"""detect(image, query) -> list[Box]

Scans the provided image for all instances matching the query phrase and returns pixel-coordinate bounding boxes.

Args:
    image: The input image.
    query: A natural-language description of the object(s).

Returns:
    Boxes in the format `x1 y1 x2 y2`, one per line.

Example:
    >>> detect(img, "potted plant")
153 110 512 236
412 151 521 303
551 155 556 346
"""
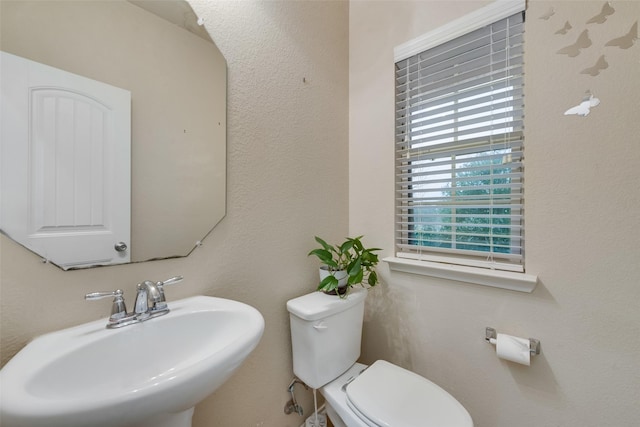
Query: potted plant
308 235 381 297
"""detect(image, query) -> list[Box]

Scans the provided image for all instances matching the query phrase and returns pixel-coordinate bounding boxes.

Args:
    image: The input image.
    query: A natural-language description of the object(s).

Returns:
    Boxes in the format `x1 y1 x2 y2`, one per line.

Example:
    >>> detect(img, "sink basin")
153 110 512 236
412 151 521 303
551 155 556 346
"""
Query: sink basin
0 296 264 427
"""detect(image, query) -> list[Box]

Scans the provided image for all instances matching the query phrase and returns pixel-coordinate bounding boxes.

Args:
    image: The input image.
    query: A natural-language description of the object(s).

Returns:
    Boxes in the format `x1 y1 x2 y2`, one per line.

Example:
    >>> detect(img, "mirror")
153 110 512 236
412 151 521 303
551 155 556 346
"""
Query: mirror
0 0 226 269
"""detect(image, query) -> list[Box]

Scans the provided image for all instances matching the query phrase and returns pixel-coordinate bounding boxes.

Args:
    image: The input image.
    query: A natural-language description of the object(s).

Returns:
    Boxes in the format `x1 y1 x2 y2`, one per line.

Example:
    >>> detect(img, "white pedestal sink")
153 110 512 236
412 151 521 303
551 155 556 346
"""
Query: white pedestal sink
0 296 264 427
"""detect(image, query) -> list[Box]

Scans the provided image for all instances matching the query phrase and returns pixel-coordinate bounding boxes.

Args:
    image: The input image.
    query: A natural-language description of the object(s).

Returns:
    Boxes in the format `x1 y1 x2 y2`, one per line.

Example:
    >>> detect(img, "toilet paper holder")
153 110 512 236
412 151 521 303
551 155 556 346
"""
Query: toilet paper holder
485 327 540 356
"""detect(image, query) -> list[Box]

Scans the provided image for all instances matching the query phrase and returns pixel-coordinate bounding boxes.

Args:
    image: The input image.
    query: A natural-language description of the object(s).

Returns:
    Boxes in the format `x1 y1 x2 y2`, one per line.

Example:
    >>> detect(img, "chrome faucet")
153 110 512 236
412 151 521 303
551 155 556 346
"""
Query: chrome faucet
135 280 167 319
85 276 183 328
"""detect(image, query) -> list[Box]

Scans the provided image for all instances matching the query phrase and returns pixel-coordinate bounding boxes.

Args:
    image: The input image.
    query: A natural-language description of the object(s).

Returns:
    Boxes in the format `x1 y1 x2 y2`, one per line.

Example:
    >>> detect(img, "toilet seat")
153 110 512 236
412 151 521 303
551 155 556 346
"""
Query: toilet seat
344 360 473 427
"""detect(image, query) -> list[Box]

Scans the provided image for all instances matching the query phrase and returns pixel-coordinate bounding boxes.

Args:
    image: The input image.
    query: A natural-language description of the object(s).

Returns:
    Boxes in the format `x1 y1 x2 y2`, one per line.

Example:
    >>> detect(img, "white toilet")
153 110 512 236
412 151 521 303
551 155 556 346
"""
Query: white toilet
287 288 473 427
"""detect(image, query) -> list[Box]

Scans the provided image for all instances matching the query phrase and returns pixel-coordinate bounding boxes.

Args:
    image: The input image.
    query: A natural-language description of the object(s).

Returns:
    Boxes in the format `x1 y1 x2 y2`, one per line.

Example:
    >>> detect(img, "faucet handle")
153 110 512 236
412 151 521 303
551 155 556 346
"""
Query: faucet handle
85 289 130 325
85 289 124 301
156 276 183 299
159 276 183 287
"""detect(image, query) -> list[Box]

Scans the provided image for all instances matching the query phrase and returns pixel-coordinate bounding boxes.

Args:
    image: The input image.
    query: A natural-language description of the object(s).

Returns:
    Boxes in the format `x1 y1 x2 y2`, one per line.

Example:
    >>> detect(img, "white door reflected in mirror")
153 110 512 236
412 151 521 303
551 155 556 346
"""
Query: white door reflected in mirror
1 51 131 269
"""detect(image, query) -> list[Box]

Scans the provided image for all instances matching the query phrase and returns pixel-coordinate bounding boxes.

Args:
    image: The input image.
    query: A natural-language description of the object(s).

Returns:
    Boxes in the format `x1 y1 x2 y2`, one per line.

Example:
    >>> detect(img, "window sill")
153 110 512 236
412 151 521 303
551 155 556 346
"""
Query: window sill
383 257 538 293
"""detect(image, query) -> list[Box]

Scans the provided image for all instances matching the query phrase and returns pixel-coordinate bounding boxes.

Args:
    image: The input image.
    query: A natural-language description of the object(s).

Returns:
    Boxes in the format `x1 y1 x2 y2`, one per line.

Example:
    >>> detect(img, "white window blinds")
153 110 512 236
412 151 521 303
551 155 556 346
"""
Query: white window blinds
394 11 525 272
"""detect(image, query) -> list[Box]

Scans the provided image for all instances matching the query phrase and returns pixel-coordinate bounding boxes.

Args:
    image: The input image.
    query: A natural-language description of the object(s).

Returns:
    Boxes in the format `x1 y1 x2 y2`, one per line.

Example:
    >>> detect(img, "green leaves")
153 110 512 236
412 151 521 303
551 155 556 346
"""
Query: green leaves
308 235 381 292
307 248 338 268
314 236 333 252
368 270 378 286
317 274 339 292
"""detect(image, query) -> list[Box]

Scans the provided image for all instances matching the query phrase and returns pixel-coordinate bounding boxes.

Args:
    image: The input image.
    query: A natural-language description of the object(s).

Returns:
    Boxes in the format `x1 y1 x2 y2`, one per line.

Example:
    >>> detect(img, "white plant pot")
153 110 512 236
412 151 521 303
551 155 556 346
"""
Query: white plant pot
319 266 348 287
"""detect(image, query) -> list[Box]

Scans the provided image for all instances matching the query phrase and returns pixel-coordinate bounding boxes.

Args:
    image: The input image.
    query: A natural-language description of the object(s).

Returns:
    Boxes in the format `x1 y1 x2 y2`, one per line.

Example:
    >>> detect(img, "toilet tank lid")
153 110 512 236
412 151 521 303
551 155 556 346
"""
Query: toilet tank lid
346 360 473 427
286 288 367 321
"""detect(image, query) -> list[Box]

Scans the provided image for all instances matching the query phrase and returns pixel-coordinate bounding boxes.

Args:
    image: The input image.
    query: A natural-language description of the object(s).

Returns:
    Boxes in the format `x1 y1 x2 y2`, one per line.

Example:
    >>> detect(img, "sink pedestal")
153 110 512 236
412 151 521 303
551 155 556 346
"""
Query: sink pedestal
130 407 195 427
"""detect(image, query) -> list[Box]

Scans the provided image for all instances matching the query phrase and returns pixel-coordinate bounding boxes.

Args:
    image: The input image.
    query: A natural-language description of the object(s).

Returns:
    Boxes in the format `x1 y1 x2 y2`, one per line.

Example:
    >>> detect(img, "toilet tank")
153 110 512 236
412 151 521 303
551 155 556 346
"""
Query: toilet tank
287 288 367 389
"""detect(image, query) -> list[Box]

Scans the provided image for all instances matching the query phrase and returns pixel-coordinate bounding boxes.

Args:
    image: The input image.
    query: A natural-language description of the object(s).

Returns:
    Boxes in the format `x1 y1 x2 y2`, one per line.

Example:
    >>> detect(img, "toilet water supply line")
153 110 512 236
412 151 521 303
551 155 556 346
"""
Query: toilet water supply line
312 388 319 427
285 378 323 426
285 378 307 416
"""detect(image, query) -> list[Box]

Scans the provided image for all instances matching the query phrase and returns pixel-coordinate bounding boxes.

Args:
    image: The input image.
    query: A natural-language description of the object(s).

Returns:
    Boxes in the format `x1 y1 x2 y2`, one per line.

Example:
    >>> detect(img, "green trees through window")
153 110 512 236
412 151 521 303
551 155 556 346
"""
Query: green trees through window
408 150 517 254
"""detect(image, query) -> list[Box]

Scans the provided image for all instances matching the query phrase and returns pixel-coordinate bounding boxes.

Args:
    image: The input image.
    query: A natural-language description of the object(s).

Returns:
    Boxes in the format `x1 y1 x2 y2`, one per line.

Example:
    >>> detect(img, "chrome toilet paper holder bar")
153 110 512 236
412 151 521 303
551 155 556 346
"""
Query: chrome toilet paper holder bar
485 327 540 356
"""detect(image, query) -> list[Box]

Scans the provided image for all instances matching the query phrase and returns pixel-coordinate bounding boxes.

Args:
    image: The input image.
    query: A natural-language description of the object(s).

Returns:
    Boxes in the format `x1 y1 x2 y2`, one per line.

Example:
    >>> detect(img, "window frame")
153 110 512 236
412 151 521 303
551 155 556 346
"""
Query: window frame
385 0 537 292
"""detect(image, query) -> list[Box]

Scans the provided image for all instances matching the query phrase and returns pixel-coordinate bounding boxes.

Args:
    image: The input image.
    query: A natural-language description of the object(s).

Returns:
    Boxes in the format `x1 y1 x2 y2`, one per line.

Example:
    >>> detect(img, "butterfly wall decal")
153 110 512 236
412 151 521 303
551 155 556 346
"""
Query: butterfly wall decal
580 55 608 76
557 30 592 57
564 92 601 117
606 21 638 49
587 2 615 25
539 7 555 20
555 21 572 35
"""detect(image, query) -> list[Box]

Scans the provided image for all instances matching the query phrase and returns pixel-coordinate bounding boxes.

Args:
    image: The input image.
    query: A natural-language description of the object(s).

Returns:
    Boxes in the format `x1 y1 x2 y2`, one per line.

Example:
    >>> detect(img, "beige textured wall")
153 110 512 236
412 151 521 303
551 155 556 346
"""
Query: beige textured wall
0 1 348 426
350 1 640 426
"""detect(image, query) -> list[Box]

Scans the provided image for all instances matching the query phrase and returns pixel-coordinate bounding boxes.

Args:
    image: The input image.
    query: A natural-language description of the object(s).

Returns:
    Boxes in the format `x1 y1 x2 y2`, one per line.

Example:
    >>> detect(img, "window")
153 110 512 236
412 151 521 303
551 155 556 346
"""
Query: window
394 4 526 274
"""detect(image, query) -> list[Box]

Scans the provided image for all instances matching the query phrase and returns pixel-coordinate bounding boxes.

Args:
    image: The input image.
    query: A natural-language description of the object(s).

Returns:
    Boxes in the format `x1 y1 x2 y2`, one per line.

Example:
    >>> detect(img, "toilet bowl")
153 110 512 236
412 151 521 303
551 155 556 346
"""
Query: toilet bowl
321 361 472 427
287 288 473 427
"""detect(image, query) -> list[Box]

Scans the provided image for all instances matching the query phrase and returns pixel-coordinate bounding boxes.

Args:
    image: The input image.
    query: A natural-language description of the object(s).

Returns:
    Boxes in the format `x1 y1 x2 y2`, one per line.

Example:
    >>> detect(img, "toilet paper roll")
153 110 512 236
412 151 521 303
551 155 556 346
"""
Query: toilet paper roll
492 333 531 366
